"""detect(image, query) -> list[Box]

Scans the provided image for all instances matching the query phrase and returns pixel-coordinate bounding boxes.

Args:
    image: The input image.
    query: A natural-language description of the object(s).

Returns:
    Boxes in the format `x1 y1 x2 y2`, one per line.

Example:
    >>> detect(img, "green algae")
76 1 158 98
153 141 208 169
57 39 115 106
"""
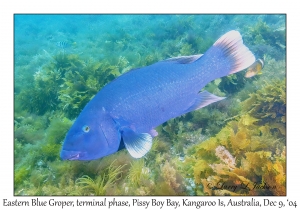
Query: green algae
75 161 125 195
127 159 147 187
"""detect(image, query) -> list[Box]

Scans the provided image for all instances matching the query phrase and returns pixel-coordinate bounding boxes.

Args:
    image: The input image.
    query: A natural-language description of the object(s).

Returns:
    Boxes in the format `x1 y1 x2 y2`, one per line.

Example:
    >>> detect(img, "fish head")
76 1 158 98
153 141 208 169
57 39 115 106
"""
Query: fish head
60 108 120 161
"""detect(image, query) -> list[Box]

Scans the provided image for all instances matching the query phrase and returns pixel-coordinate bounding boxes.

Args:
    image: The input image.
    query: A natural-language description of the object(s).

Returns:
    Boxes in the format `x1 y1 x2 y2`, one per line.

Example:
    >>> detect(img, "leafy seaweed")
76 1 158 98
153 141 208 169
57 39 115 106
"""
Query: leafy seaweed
183 78 286 195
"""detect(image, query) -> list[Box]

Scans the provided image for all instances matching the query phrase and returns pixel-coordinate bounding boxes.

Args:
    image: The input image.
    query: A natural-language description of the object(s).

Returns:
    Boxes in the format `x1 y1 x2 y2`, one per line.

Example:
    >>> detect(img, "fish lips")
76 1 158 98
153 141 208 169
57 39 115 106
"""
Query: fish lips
60 149 86 160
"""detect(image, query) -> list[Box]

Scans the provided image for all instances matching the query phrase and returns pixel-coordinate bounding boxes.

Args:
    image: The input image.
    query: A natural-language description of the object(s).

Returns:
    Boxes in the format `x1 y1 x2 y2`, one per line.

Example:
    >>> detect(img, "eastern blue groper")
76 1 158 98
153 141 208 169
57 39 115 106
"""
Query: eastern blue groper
60 30 255 161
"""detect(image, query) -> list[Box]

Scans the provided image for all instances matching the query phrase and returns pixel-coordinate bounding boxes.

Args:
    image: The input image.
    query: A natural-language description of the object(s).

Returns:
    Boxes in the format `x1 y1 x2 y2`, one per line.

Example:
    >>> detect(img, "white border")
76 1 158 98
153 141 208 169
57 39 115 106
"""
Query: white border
1 1 299 209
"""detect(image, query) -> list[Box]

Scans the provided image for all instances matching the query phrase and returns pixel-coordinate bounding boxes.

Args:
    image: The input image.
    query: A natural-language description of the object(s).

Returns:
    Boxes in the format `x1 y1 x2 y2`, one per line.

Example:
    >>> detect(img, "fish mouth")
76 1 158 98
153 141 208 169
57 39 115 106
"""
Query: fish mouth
60 150 86 160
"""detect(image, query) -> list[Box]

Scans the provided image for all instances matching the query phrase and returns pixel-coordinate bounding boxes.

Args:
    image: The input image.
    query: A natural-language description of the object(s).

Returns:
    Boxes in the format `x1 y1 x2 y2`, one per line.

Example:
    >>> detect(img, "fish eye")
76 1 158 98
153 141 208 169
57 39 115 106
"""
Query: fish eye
82 125 90 133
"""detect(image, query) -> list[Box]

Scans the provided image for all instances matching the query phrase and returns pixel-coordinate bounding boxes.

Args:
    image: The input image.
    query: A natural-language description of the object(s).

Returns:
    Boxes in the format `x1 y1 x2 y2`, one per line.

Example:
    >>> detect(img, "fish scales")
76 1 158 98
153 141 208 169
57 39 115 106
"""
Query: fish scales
107 62 204 132
103 51 229 133
60 30 255 160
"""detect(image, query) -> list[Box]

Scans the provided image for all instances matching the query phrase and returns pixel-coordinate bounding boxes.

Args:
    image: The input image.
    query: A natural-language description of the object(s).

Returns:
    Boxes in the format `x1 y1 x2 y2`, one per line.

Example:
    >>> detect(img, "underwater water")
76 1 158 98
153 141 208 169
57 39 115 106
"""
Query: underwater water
14 14 286 196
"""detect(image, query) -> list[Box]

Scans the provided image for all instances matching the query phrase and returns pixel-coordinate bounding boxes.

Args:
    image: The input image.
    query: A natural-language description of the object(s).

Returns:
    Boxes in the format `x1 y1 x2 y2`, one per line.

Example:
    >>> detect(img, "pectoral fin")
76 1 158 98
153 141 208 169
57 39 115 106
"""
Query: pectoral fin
184 91 225 114
122 128 152 158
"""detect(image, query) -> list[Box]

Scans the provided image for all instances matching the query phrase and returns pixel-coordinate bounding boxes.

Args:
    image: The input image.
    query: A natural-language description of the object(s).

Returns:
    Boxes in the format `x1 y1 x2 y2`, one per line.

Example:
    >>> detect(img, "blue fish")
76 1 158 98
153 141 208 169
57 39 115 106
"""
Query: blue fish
60 30 255 161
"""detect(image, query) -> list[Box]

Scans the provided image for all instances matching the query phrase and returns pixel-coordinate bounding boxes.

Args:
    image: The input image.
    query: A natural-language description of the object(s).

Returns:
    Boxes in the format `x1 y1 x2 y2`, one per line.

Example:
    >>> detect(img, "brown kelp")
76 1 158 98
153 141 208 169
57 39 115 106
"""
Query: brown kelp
183 78 286 195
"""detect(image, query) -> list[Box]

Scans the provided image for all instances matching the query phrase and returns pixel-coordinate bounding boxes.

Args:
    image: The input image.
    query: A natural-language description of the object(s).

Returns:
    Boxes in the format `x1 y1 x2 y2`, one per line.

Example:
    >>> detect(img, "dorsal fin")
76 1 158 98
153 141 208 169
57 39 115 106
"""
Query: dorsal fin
163 54 203 64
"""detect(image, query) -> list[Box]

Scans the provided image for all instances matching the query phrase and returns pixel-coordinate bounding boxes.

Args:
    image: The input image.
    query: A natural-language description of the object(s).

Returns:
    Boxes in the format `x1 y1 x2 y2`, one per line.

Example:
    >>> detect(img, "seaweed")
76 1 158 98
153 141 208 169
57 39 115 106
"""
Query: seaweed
184 115 285 195
58 59 119 118
46 118 72 143
75 161 125 195
218 72 247 95
39 117 73 161
146 159 186 196
243 79 286 125
243 19 286 60
161 117 200 154
16 50 125 118
180 43 195 56
183 77 286 195
123 159 156 195
160 161 183 193
14 166 30 189
127 159 147 187
16 53 83 115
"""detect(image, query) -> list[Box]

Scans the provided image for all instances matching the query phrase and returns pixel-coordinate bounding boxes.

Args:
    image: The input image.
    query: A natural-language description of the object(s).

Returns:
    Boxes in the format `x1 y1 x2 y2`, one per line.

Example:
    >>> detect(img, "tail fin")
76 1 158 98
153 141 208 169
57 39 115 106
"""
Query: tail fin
203 30 255 77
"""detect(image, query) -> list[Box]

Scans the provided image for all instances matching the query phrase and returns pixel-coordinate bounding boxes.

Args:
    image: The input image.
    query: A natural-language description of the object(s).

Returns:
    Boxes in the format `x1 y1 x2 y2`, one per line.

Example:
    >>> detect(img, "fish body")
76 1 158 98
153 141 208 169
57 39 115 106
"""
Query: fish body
245 59 264 78
56 41 70 49
60 30 255 161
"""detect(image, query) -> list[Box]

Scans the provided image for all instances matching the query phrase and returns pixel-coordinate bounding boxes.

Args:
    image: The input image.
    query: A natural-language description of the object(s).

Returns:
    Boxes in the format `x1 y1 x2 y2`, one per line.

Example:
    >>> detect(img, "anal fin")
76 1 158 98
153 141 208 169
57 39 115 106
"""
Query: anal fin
184 91 225 114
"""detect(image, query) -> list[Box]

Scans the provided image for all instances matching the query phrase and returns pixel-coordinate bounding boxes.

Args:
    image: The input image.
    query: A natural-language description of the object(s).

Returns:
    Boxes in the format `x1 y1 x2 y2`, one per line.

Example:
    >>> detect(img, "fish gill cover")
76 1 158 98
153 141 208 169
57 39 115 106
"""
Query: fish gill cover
14 14 286 196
